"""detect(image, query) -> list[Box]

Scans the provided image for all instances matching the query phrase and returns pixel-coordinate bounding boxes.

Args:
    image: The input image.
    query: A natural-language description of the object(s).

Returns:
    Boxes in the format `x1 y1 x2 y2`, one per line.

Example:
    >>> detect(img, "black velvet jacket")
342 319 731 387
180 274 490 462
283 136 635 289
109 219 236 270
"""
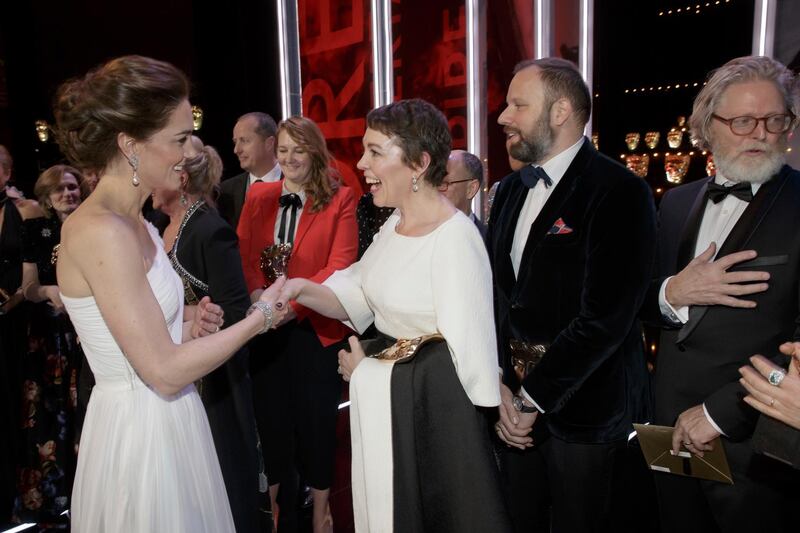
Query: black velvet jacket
488 139 657 443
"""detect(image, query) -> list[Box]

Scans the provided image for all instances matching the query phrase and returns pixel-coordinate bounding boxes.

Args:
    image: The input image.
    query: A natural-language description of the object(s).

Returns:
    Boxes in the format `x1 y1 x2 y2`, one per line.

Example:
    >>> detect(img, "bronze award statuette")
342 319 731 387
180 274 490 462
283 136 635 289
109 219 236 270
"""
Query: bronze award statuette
625 154 651 178
644 131 660 149
625 132 641 151
260 243 292 288
667 127 684 149
664 153 690 184
509 339 549 383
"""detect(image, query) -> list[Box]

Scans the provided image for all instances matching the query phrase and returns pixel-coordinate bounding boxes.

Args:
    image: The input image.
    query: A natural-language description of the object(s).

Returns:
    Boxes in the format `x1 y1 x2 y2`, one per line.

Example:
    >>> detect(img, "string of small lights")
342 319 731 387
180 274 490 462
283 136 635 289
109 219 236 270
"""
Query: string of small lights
658 0 732 17
624 81 705 94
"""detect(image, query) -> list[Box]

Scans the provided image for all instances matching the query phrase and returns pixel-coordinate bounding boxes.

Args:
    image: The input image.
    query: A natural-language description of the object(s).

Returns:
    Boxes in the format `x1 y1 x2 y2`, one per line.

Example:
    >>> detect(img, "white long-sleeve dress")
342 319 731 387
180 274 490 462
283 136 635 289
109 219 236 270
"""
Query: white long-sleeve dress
324 210 501 532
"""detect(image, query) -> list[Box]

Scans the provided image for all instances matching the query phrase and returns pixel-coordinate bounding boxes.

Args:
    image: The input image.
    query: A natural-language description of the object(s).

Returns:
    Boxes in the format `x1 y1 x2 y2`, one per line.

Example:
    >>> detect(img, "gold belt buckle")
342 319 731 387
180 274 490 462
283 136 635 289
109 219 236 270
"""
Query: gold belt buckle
509 339 548 382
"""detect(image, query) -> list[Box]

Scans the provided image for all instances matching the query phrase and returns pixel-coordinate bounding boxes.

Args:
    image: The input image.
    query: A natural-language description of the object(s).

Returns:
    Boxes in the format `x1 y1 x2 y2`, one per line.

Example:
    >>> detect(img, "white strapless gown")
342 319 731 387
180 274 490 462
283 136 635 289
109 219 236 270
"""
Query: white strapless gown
61 224 235 532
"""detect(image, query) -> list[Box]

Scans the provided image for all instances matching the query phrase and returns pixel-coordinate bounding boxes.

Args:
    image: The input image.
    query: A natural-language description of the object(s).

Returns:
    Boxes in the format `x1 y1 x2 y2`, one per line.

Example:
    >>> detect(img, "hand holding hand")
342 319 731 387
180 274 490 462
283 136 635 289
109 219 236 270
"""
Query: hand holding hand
665 243 769 309
494 382 535 450
190 296 225 338
337 336 366 382
671 404 720 457
258 276 288 329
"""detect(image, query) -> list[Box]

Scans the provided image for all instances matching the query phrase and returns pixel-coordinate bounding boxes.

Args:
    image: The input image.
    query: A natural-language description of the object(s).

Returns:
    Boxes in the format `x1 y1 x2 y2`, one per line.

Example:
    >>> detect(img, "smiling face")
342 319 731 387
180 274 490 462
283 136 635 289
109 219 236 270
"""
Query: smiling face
709 80 788 184
358 128 418 209
277 130 312 192
136 99 194 191
498 66 555 165
48 172 81 218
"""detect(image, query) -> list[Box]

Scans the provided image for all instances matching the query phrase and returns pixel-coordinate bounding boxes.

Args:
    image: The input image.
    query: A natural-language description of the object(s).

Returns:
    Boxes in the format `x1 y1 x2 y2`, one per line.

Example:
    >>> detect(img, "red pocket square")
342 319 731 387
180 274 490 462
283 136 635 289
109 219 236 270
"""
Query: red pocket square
548 218 573 235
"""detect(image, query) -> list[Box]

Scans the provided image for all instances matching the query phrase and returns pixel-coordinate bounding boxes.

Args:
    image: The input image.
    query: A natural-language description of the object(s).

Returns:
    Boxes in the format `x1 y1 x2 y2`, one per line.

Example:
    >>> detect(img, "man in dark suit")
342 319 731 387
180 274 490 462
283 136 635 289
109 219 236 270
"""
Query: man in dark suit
644 55 800 533
489 57 656 532
218 112 280 229
441 149 486 237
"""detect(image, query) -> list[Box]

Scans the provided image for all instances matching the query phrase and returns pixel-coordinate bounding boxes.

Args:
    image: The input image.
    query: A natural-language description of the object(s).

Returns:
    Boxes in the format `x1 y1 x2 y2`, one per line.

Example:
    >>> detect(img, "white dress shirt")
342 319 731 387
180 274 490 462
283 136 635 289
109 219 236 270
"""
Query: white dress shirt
272 183 306 245
511 137 585 276
248 162 282 190
658 171 761 435
509 137 584 412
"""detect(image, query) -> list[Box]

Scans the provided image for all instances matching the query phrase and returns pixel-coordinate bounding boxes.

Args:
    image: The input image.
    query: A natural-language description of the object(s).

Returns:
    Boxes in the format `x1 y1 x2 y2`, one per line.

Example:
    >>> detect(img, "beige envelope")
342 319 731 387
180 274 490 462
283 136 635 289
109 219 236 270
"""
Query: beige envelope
634 424 734 484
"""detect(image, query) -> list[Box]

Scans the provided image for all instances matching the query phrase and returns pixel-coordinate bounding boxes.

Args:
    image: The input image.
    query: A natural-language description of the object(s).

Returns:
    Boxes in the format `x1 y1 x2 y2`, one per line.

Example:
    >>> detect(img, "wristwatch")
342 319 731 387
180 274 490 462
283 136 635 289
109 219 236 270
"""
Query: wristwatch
512 394 538 413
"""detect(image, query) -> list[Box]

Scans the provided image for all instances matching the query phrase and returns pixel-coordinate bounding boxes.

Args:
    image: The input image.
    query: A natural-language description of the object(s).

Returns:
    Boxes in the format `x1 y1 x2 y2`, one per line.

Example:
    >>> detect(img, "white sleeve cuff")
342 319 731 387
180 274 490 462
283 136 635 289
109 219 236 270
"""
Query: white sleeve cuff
659 276 689 324
702 403 727 437
520 387 545 414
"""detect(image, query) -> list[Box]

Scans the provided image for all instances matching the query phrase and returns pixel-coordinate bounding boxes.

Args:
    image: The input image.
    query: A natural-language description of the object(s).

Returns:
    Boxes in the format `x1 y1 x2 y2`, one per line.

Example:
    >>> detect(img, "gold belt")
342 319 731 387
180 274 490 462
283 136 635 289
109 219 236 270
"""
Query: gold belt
509 339 548 382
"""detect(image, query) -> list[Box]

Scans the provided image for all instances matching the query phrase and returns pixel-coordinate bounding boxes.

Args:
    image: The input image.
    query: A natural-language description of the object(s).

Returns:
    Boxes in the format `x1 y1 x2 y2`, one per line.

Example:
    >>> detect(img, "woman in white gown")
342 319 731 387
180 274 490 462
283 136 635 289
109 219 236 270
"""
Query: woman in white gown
279 99 512 532
52 55 287 532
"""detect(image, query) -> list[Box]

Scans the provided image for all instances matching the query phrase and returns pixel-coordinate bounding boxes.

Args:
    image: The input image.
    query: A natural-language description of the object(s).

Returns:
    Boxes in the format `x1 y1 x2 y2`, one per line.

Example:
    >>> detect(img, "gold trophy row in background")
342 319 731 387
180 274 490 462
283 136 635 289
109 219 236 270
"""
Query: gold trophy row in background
611 116 714 184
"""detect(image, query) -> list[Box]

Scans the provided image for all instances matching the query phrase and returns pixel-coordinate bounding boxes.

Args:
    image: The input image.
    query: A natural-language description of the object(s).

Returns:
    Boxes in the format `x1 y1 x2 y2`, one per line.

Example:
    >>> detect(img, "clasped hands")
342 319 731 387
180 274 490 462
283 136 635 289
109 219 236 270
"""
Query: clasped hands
495 382 538 450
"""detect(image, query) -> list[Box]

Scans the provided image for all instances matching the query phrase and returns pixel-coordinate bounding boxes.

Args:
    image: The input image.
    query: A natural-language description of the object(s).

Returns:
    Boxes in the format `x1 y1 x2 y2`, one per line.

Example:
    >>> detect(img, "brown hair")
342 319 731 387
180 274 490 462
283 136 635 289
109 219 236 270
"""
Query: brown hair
34 164 87 218
514 57 591 127
366 99 451 187
183 136 223 206
53 55 190 172
276 116 340 212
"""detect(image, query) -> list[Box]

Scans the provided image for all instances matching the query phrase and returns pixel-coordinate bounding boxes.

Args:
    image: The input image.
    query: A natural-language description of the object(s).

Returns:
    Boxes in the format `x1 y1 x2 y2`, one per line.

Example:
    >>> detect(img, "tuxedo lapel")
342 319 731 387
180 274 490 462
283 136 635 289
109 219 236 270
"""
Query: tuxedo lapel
676 177 712 271
676 169 789 344
493 174 527 291
513 140 590 291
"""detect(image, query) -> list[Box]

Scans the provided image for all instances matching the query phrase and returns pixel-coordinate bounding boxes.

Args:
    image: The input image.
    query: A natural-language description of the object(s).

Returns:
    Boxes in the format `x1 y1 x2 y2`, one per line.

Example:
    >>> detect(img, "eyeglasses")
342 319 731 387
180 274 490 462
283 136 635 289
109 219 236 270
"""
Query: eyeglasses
438 178 476 191
711 112 795 136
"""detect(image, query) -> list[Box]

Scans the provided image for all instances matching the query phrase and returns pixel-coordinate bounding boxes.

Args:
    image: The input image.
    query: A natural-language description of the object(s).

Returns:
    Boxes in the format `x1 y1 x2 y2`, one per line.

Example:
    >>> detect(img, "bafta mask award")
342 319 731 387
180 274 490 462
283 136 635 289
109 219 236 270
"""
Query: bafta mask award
260 243 292 287
664 154 690 184
625 132 641 151
591 133 599 150
644 131 660 149
192 106 204 131
667 127 684 149
625 154 650 178
35 120 50 143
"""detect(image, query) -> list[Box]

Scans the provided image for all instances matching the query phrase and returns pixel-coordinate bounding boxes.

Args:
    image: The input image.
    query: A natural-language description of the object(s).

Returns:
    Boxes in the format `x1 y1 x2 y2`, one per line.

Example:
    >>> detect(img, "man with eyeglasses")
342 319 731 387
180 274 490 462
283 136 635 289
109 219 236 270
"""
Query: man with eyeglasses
440 149 486 237
643 55 800 533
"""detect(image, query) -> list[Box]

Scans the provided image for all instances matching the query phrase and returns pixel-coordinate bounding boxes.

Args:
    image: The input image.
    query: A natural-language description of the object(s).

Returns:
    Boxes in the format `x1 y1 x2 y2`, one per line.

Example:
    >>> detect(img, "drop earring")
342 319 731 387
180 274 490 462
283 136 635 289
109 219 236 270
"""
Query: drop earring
179 191 188 207
129 154 140 187
411 174 419 192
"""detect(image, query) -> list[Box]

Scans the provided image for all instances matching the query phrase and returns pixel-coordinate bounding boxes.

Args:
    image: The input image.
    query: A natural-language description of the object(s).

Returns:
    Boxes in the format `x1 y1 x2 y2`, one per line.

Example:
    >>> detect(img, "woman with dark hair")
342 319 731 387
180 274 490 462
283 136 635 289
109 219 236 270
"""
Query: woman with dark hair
237 116 358 533
277 99 510 532
13 164 86 524
151 136 263 533
52 55 287 532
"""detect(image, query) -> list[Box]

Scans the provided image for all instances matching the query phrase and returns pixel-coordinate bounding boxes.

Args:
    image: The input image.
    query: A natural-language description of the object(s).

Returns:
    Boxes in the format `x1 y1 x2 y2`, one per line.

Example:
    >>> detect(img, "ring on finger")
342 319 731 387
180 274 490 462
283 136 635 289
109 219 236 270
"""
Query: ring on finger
770 398 776 407
337 366 343 375
768 369 786 386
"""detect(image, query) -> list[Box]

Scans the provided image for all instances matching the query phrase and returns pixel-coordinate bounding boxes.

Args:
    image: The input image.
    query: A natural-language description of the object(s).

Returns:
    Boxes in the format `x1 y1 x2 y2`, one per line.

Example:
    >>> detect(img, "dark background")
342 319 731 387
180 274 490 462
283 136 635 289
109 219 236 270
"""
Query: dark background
0 0 282 193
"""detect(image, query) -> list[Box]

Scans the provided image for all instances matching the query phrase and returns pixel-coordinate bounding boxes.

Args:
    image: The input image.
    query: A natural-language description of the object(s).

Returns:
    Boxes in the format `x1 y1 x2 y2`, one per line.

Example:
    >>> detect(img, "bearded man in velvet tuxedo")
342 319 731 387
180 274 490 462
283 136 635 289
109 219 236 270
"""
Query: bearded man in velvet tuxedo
643 56 800 533
488 57 656 532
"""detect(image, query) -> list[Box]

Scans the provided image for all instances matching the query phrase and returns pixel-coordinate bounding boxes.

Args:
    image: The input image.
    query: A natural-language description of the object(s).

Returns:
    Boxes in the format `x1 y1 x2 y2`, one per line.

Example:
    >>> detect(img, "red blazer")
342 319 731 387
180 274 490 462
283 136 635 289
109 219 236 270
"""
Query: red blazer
237 180 358 346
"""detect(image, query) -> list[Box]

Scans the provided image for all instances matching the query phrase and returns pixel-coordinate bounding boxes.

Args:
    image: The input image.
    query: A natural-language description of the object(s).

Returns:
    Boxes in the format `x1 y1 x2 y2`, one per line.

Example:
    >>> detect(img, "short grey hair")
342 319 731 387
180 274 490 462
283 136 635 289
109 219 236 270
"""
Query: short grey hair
689 55 799 151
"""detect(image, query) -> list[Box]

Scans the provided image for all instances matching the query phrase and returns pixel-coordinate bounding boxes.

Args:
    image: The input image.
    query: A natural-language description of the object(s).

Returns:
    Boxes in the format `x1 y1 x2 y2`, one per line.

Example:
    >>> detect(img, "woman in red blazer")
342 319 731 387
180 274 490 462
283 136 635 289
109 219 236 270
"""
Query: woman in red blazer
238 116 357 533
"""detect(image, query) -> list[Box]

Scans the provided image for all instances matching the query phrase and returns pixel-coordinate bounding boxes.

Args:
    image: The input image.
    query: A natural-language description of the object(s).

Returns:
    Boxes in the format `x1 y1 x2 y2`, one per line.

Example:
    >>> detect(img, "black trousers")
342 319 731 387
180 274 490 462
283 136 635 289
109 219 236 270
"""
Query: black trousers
502 435 626 533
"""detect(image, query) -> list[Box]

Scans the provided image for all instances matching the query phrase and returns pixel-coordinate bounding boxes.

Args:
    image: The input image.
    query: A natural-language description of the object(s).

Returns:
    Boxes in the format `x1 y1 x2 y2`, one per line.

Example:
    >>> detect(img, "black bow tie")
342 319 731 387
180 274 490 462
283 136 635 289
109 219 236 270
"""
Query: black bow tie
520 165 553 189
279 193 302 209
706 182 753 204
277 193 302 245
